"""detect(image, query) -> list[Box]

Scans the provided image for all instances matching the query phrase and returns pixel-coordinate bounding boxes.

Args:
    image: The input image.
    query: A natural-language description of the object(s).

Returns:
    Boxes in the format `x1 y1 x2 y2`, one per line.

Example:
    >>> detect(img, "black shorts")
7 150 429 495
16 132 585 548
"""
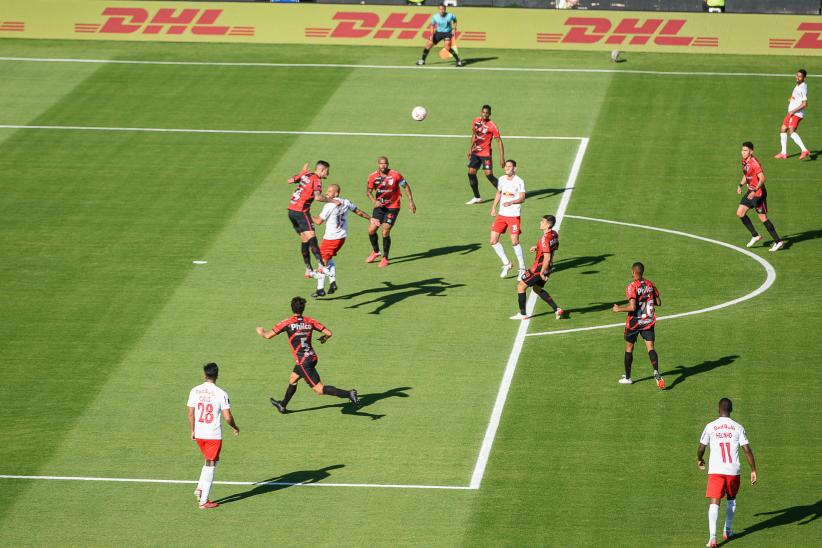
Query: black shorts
739 188 768 214
293 356 321 387
520 269 547 288
624 325 655 343
288 209 314 234
467 154 494 171
432 31 453 45
372 206 400 226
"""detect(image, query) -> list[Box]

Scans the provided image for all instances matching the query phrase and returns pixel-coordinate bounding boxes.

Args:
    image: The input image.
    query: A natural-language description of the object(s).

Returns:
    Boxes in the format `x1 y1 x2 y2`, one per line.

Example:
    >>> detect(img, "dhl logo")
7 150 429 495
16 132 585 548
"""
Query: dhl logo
305 11 485 42
0 20 25 32
770 22 822 49
75 8 254 37
538 17 718 47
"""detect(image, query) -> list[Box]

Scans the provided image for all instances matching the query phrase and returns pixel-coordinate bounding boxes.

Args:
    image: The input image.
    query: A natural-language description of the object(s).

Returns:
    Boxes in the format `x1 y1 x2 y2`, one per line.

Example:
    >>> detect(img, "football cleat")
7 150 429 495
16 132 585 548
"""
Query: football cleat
456 60 466 67
379 257 389 268
199 501 219 509
415 59 425 66
348 389 360 405
328 282 338 294
655 373 666 390
465 197 483 205
769 240 784 252
270 398 287 414
773 153 788 159
304 268 314 279
706 537 717 547
723 530 733 541
799 150 810 160
500 263 513 278
509 313 529 320
555 308 565 320
746 235 762 248
311 289 326 298
366 251 381 263
618 375 633 385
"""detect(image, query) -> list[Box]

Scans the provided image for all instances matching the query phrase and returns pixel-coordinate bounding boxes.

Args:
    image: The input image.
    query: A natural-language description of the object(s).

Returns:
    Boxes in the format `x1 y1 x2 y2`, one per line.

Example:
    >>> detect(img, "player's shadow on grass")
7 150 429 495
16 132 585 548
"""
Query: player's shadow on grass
552 254 613 274
332 278 465 314
727 499 821 543
525 188 567 200
460 57 498 66
780 228 822 249
286 387 412 421
634 355 738 389
566 301 618 316
212 464 345 504
389 243 481 265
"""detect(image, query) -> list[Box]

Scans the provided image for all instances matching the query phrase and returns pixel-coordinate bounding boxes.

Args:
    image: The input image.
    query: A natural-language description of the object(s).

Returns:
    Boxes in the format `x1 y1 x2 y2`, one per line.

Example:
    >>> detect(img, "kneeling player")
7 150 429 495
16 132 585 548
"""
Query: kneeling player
311 184 374 297
510 215 565 321
257 297 359 414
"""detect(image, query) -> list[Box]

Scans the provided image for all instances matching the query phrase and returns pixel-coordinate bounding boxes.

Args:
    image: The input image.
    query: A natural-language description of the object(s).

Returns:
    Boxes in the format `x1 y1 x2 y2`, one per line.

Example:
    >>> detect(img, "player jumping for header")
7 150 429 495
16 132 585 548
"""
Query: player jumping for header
286 161 339 278
613 262 664 389
510 215 565 321
257 297 359 414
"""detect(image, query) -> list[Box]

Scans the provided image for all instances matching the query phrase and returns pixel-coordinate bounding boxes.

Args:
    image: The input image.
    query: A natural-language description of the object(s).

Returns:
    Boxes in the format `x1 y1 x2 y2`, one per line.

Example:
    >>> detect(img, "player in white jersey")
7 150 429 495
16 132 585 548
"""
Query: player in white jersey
774 69 810 160
490 160 527 278
697 398 758 546
310 184 374 297
186 362 239 509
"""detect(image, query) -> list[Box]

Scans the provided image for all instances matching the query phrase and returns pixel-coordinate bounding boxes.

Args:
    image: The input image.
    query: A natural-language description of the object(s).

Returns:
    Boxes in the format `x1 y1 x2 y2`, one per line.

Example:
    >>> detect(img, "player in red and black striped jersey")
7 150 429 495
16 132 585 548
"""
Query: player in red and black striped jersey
510 215 565 321
286 161 340 277
465 105 505 205
612 262 665 389
365 156 416 268
256 296 359 414
736 142 784 252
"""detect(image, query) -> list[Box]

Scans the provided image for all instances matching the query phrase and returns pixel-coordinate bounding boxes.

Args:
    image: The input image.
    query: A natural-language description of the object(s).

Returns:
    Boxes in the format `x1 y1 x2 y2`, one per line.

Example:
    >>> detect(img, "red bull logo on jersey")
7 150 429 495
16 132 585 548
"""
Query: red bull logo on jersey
537 17 718 48
305 11 486 42
770 22 822 50
75 7 254 36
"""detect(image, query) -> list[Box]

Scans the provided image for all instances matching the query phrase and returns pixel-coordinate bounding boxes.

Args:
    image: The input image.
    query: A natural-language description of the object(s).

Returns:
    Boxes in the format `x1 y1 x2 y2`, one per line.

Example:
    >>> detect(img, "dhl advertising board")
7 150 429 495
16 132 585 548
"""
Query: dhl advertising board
0 1 820 56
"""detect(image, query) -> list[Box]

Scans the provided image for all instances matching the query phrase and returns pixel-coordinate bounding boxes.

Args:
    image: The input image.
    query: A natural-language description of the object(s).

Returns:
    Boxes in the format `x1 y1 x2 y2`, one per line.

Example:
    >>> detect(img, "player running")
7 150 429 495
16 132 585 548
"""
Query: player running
465 105 505 205
415 3 464 67
310 184 374 297
697 398 758 547
510 215 565 321
612 262 665 389
737 142 784 252
490 159 526 278
286 161 339 278
365 156 417 268
774 69 810 160
257 296 359 414
187 362 240 509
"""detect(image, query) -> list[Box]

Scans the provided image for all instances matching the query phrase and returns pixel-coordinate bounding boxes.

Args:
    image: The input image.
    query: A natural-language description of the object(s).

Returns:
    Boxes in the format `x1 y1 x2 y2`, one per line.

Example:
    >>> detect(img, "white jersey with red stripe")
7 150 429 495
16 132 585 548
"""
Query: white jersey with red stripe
187 382 231 440
319 198 358 240
700 416 749 476
789 82 808 118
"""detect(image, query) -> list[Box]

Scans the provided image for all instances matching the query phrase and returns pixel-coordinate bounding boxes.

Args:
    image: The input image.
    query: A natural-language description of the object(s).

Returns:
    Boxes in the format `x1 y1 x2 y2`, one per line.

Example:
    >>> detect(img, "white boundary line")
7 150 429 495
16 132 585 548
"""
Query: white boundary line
468 137 589 490
526 214 777 338
0 124 583 140
0 56 817 79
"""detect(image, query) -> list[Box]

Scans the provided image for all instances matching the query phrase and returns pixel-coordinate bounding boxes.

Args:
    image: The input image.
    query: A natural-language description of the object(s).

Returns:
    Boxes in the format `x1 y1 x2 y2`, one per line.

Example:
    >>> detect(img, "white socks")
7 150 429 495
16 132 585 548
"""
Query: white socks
708 503 719 539
513 244 525 270
314 260 336 289
491 242 509 265
725 499 736 532
790 132 808 152
780 132 788 154
198 465 215 505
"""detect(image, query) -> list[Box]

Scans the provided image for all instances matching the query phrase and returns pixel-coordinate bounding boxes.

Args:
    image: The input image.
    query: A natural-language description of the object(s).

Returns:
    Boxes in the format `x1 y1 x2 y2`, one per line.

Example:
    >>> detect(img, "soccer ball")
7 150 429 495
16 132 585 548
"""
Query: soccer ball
411 106 427 122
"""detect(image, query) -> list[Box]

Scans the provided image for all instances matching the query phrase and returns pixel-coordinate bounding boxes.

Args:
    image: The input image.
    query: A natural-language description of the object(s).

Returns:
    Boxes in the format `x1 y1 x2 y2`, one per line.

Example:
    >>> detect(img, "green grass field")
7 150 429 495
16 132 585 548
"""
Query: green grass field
0 38 820 546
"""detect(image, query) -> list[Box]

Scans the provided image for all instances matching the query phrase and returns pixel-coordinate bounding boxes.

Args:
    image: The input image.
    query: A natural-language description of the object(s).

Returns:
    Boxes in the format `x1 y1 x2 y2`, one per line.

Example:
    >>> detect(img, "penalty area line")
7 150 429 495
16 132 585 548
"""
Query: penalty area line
469 138 589 490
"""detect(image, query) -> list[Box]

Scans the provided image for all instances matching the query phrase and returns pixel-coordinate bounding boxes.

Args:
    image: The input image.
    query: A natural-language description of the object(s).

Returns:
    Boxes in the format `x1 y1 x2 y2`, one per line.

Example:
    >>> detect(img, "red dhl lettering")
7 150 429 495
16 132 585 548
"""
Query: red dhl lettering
795 22 822 49
308 12 486 42
547 17 715 47
76 8 255 37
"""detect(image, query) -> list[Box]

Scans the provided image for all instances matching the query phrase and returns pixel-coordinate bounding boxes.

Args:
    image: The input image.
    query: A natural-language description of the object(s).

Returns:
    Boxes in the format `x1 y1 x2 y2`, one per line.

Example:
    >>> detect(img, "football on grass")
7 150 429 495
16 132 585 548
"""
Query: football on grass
411 106 427 121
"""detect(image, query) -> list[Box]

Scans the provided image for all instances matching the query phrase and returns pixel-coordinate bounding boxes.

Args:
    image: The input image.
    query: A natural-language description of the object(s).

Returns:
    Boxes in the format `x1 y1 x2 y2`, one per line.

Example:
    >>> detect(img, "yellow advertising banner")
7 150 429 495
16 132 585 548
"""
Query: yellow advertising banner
1 1 820 56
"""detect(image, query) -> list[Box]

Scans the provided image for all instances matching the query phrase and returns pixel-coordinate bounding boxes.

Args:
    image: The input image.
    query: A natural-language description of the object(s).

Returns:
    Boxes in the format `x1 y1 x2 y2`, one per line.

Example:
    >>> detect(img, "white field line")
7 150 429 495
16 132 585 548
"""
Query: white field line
0 124 583 140
0 474 471 490
468 137 589 490
0 57 817 79
526 214 777 338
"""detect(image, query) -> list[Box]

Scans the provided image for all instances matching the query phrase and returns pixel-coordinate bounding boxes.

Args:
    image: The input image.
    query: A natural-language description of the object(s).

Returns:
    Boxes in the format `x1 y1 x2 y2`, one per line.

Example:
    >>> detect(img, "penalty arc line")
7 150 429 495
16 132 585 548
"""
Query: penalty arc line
0 57 818 79
468 137 589 490
525 214 777 338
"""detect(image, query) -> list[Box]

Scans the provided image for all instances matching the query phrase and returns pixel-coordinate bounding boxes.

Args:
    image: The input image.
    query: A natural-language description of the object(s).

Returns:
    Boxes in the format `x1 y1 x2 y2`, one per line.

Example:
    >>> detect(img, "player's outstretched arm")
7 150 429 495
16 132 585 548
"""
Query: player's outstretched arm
696 443 707 469
314 190 339 205
403 183 416 214
743 444 757 484
256 326 278 339
312 215 324 225
353 208 372 221
222 409 240 436
187 406 196 439
288 163 310 183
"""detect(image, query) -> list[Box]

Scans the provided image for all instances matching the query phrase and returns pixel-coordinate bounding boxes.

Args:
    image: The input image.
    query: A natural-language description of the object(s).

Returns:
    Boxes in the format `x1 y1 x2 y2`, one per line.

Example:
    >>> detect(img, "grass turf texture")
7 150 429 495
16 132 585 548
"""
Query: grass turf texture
0 39 820 546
